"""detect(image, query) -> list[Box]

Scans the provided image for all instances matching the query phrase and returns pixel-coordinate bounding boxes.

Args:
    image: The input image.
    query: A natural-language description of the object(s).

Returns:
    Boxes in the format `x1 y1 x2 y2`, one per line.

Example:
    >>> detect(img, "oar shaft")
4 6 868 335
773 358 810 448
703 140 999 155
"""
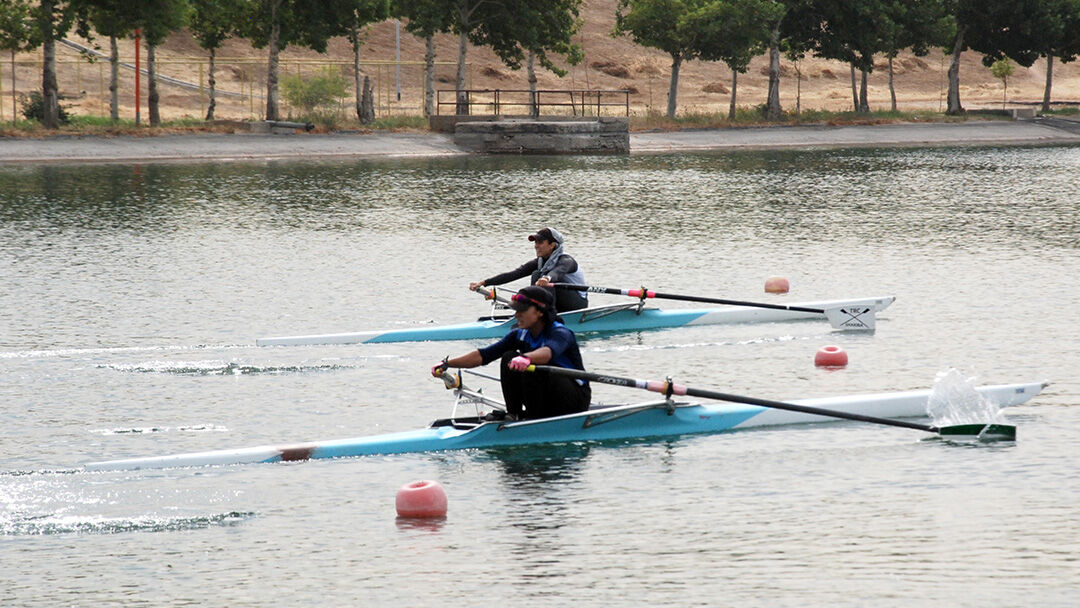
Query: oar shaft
552 283 825 314
529 365 937 433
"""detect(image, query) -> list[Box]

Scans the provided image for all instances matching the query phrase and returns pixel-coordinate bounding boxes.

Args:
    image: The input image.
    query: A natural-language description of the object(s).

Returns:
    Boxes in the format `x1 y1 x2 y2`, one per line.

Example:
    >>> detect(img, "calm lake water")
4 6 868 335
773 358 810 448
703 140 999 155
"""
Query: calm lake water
2 146 1079 606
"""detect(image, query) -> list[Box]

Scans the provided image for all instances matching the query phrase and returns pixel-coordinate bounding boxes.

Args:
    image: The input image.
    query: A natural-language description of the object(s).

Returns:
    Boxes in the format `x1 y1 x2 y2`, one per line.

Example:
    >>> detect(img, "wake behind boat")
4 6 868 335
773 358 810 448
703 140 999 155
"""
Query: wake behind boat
256 291 896 347
83 377 1044 471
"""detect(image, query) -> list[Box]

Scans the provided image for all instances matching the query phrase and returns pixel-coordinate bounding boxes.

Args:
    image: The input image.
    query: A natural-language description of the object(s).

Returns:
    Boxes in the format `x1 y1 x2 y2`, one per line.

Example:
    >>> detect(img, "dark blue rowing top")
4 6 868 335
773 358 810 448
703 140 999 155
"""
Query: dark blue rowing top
478 321 587 383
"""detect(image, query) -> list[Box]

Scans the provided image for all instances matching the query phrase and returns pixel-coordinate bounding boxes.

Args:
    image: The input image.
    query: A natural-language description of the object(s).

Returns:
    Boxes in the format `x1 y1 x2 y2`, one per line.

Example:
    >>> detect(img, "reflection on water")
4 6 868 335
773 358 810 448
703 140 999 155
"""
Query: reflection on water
3 147 1078 251
483 442 592 488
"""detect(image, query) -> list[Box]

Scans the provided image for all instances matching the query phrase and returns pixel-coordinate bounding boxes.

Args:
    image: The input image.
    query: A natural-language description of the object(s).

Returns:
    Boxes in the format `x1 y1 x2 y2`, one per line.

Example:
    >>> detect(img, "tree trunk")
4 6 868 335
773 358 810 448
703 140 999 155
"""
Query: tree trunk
859 69 869 113
361 75 375 123
946 26 966 115
765 24 781 120
455 29 469 114
10 51 16 124
265 0 282 121
666 52 681 118
849 63 858 110
352 26 362 121
795 61 801 115
888 56 897 112
1042 54 1053 113
424 35 435 116
206 47 217 120
148 43 160 126
728 69 737 120
109 36 119 122
41 0 59 129
527 51 538 117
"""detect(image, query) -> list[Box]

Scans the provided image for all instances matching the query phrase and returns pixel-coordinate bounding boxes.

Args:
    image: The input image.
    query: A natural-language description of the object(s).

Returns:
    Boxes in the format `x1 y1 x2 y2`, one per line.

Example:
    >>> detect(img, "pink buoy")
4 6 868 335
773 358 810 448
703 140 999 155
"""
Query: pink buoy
814 345 848 367
764 276 790 294
395 480 448 518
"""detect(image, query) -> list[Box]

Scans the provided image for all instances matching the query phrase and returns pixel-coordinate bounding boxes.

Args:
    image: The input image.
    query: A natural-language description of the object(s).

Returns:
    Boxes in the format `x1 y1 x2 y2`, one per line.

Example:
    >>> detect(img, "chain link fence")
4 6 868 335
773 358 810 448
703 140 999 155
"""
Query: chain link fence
0 42 463 123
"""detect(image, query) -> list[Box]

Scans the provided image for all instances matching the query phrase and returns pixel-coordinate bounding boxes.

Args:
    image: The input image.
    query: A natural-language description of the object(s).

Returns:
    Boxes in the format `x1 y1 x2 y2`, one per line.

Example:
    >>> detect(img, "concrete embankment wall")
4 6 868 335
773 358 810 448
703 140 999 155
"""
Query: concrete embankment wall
432 116 629 154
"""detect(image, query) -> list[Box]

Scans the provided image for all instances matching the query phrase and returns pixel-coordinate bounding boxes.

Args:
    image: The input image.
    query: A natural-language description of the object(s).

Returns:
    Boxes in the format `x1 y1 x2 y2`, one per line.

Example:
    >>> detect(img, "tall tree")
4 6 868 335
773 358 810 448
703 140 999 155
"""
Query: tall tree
513 0 582 115
76 0 140 122
33 0 87 128
1041 0 1080 111
689 0 782 119
957 0 1074 114
397 0 448 116
762 0 814 120
446 0 581 114
239 0 350 121
799 0 887 113
135 0 189 126
0 0 42 123
613 0 701 118
397 0 449 116
190 0 243 120
878 0 951 111
343 0 390 122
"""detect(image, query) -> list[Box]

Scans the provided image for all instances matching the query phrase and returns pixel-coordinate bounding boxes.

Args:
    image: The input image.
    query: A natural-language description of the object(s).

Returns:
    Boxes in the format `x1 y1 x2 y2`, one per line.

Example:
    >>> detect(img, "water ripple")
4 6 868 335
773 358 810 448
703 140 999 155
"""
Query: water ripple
1 510 256 536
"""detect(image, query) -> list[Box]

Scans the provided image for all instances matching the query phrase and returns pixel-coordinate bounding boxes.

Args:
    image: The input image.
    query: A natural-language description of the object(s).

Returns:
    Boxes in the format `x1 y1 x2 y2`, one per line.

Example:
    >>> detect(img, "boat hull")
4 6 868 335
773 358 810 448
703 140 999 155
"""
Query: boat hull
256 296 896 346
83 380 1044 471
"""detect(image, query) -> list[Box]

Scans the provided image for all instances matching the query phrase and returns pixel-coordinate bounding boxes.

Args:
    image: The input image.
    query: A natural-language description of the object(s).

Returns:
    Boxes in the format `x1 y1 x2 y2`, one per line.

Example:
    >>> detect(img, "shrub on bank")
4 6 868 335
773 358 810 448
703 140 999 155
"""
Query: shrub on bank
20 91 71 125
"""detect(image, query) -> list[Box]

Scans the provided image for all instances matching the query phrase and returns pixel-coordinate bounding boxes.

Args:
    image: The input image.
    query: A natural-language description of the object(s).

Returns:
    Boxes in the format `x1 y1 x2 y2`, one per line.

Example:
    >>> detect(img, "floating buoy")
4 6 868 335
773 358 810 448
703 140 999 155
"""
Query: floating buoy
814 345 848 367
764 276 790 294
395 480 448 518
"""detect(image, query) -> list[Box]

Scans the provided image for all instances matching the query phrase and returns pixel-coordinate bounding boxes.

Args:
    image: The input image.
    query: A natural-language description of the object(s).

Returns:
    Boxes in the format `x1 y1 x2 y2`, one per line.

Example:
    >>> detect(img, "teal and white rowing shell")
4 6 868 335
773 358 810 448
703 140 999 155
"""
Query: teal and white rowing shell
83 380 1043 471
255 296 896 346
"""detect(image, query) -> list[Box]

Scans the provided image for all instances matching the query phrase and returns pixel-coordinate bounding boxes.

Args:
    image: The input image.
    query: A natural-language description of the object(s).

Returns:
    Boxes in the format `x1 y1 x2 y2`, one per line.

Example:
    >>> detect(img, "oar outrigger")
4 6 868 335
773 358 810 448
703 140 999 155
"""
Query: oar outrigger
553 283 879 330
527 365 1017 440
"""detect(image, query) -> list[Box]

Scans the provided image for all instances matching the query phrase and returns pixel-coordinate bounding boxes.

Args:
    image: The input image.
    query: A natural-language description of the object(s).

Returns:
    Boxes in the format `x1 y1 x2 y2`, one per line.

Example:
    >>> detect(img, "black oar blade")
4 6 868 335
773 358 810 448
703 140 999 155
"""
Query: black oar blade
938 423 1016 441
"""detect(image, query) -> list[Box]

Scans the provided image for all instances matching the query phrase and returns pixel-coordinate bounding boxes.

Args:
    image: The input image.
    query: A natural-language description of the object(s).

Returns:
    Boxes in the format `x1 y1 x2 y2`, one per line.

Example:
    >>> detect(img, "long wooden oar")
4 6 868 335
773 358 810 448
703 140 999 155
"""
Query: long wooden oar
526 365 1015 440
552 283 877 330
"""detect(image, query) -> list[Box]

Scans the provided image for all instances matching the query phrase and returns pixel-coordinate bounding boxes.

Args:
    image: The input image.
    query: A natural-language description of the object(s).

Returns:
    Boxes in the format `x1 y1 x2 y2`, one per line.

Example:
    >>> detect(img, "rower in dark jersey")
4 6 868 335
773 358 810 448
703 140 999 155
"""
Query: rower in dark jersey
469 227 588 313
431 286 590 421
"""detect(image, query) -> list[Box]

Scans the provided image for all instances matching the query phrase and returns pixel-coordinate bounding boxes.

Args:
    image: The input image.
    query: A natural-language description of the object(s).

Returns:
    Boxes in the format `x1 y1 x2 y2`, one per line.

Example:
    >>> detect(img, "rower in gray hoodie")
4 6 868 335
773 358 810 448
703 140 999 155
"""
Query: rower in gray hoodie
469 227 588 312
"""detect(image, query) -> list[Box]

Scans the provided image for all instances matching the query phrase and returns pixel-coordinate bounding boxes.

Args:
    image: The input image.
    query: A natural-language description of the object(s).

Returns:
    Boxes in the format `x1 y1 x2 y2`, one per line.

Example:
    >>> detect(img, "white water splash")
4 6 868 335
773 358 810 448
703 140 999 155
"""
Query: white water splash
926 368 1004 426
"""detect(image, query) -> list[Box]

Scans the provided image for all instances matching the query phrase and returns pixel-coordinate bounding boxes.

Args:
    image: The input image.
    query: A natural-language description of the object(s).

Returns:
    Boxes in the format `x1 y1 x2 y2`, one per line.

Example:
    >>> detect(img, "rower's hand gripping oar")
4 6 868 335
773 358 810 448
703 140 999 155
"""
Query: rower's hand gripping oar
552 283 877 331
472 285 512 306
525 365 1015 441
432 357 462 390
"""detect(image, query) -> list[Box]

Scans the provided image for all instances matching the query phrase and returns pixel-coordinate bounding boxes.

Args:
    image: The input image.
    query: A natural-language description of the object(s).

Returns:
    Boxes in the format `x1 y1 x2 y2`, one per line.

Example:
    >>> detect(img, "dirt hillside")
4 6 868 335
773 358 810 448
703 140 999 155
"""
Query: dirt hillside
33 0 1080 122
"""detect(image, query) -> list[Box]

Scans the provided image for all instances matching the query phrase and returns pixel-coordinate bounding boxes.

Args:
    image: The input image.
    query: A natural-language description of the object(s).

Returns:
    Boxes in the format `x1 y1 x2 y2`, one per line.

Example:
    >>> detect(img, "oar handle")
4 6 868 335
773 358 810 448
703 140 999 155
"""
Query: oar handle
527 364 937 433
551 283 825 314
472 285 511 305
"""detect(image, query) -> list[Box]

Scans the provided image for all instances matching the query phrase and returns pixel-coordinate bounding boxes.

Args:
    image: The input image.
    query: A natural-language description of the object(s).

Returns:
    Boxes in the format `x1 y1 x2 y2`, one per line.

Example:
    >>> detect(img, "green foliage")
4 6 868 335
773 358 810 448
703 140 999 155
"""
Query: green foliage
689 0 784 71
0 0 42 52
281 68 348 113
21 91 71 124
190 0 244 51
989 57 1015 80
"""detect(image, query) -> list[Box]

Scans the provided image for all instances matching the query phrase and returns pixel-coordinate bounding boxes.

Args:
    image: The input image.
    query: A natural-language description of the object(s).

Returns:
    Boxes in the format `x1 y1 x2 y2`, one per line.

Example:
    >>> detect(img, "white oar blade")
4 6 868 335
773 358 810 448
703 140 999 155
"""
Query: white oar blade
824 306 876 331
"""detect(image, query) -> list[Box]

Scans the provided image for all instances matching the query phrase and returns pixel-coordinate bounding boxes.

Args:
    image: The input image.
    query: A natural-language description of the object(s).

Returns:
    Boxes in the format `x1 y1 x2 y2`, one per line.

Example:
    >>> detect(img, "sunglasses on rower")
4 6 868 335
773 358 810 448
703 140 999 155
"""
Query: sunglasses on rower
511 293 548 309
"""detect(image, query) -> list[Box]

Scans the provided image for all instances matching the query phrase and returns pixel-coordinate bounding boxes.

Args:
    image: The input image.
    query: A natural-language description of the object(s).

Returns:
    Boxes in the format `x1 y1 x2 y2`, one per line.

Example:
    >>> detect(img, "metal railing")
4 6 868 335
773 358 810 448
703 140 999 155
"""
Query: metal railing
436 89 629 117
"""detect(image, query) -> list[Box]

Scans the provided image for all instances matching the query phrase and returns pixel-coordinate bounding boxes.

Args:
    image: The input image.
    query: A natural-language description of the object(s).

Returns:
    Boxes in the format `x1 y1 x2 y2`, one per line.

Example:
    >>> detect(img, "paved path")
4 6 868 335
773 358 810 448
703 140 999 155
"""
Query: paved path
630 120 1080 153
1 120 1078 164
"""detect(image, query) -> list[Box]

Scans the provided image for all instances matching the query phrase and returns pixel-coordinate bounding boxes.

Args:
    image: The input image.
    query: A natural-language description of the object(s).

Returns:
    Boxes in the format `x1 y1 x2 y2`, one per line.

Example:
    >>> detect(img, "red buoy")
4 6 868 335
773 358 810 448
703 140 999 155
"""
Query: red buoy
395 480 448 518
814 345 848 367
765 276 790 294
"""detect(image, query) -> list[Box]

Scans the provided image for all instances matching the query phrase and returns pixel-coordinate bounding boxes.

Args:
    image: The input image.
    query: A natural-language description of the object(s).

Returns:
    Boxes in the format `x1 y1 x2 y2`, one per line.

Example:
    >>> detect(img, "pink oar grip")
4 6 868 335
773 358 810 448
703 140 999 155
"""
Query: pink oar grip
626 289 656 298
644 381 688 396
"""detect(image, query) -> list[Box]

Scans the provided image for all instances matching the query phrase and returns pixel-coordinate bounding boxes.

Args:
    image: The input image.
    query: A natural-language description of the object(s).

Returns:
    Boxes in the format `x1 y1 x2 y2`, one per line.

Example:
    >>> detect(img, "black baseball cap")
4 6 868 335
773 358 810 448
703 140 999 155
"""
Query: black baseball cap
509 285 555 312
528 227 565 245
